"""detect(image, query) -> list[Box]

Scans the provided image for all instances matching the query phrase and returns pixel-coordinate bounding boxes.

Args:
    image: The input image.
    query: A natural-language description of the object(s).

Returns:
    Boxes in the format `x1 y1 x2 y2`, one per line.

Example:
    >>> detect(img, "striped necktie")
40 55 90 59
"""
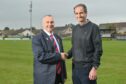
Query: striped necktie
50 34 62 74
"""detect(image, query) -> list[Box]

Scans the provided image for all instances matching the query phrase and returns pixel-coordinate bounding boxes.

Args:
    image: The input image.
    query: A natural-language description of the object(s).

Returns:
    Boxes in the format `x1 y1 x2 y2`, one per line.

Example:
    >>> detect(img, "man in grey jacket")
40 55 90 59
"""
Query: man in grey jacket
67 3 103 84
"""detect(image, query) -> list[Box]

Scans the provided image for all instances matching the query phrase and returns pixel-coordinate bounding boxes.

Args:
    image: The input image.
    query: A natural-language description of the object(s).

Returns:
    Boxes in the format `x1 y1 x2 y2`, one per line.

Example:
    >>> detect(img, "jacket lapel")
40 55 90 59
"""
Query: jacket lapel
40 30 54 50
54 34 61 51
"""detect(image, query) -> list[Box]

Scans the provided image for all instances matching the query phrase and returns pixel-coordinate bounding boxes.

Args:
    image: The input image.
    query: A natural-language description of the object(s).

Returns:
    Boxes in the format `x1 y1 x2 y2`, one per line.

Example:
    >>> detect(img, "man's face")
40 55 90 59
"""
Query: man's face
42 16 54 32
74 6 87 23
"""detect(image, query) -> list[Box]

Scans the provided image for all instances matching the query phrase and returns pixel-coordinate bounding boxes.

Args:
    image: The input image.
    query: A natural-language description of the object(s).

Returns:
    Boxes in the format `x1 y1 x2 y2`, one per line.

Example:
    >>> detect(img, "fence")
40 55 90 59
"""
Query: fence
0 37 30 40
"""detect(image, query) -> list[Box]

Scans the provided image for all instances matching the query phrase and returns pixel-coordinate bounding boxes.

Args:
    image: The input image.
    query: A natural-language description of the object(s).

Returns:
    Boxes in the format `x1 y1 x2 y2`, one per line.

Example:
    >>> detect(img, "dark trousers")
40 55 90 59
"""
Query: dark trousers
72 63 97 84
55 74 64 84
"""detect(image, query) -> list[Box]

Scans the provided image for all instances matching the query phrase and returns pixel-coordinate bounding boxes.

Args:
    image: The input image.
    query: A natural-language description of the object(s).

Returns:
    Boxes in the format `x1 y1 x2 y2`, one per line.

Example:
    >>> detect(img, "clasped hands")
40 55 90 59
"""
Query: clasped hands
61 52 68 60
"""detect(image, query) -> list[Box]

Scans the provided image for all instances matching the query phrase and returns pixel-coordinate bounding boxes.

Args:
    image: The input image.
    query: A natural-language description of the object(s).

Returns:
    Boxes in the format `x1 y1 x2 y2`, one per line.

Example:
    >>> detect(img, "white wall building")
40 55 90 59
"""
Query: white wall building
19 30 34 36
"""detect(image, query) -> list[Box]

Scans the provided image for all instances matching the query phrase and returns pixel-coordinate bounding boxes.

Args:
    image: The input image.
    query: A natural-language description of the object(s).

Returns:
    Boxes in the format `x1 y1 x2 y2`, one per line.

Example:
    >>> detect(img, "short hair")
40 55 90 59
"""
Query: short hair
43 15 53 18
74 3 87 13
42 14 53 23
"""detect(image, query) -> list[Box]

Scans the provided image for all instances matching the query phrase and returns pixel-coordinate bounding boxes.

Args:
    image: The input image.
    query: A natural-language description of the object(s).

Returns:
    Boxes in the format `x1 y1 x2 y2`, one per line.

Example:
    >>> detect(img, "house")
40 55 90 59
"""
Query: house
1 28 41 38
62 24 72 37
53 24 73 37
19 30 34 37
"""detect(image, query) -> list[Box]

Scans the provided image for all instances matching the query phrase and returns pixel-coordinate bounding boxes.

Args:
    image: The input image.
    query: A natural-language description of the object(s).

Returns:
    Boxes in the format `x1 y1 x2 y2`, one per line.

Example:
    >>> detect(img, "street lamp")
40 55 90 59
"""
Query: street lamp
29 0 32 38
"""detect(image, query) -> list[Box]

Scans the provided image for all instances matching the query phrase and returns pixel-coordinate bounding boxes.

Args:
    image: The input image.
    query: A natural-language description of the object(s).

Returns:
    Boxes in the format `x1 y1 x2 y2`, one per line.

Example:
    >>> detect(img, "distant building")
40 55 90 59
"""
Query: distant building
19 30 34 37
1 29 40 38
99 22 126 40
54 24 73 37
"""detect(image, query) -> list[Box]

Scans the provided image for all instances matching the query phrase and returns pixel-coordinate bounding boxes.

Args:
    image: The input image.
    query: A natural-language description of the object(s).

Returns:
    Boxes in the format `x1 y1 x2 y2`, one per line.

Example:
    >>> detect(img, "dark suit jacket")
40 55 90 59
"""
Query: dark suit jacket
32 30 67 84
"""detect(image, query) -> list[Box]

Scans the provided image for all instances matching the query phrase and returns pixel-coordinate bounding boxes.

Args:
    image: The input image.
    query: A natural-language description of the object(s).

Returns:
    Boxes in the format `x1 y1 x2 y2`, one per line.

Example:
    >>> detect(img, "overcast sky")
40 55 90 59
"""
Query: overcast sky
0 0 126 29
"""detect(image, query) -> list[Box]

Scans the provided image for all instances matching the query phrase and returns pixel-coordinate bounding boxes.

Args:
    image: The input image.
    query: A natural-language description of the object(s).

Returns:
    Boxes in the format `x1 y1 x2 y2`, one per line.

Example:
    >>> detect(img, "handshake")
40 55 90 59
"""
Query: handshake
60 52 68 60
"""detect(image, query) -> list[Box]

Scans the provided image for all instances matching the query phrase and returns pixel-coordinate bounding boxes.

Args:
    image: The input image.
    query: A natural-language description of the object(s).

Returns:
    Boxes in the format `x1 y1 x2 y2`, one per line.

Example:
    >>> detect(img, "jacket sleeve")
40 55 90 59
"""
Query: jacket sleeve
92 25 103 68
59 37 64 52
67 47 72 59
32 36 61 64
67 30 74 59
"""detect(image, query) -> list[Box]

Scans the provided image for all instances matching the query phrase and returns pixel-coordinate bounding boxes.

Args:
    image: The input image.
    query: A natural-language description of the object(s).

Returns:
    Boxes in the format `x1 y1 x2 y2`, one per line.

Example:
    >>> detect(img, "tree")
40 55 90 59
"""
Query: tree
4 27 10 31
31 27 36 30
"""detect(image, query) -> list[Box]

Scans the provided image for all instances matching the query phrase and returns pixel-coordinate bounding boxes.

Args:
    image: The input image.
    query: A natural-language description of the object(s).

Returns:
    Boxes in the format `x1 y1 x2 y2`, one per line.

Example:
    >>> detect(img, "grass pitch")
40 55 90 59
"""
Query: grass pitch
0 40 126 84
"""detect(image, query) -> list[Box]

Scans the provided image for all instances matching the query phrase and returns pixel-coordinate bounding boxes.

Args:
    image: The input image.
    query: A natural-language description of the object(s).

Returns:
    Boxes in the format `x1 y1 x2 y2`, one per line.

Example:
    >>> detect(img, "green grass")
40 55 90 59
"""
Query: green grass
0 40 126 84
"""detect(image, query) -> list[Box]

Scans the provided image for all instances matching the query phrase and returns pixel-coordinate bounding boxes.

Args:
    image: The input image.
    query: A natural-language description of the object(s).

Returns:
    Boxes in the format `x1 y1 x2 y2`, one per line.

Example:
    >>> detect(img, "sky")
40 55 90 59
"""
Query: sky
0 0 126 29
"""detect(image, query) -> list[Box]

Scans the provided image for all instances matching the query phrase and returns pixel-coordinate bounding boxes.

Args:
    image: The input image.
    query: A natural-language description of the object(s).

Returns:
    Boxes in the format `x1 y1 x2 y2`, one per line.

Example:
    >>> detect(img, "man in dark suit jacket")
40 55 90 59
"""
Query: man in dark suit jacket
32 15 67 84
